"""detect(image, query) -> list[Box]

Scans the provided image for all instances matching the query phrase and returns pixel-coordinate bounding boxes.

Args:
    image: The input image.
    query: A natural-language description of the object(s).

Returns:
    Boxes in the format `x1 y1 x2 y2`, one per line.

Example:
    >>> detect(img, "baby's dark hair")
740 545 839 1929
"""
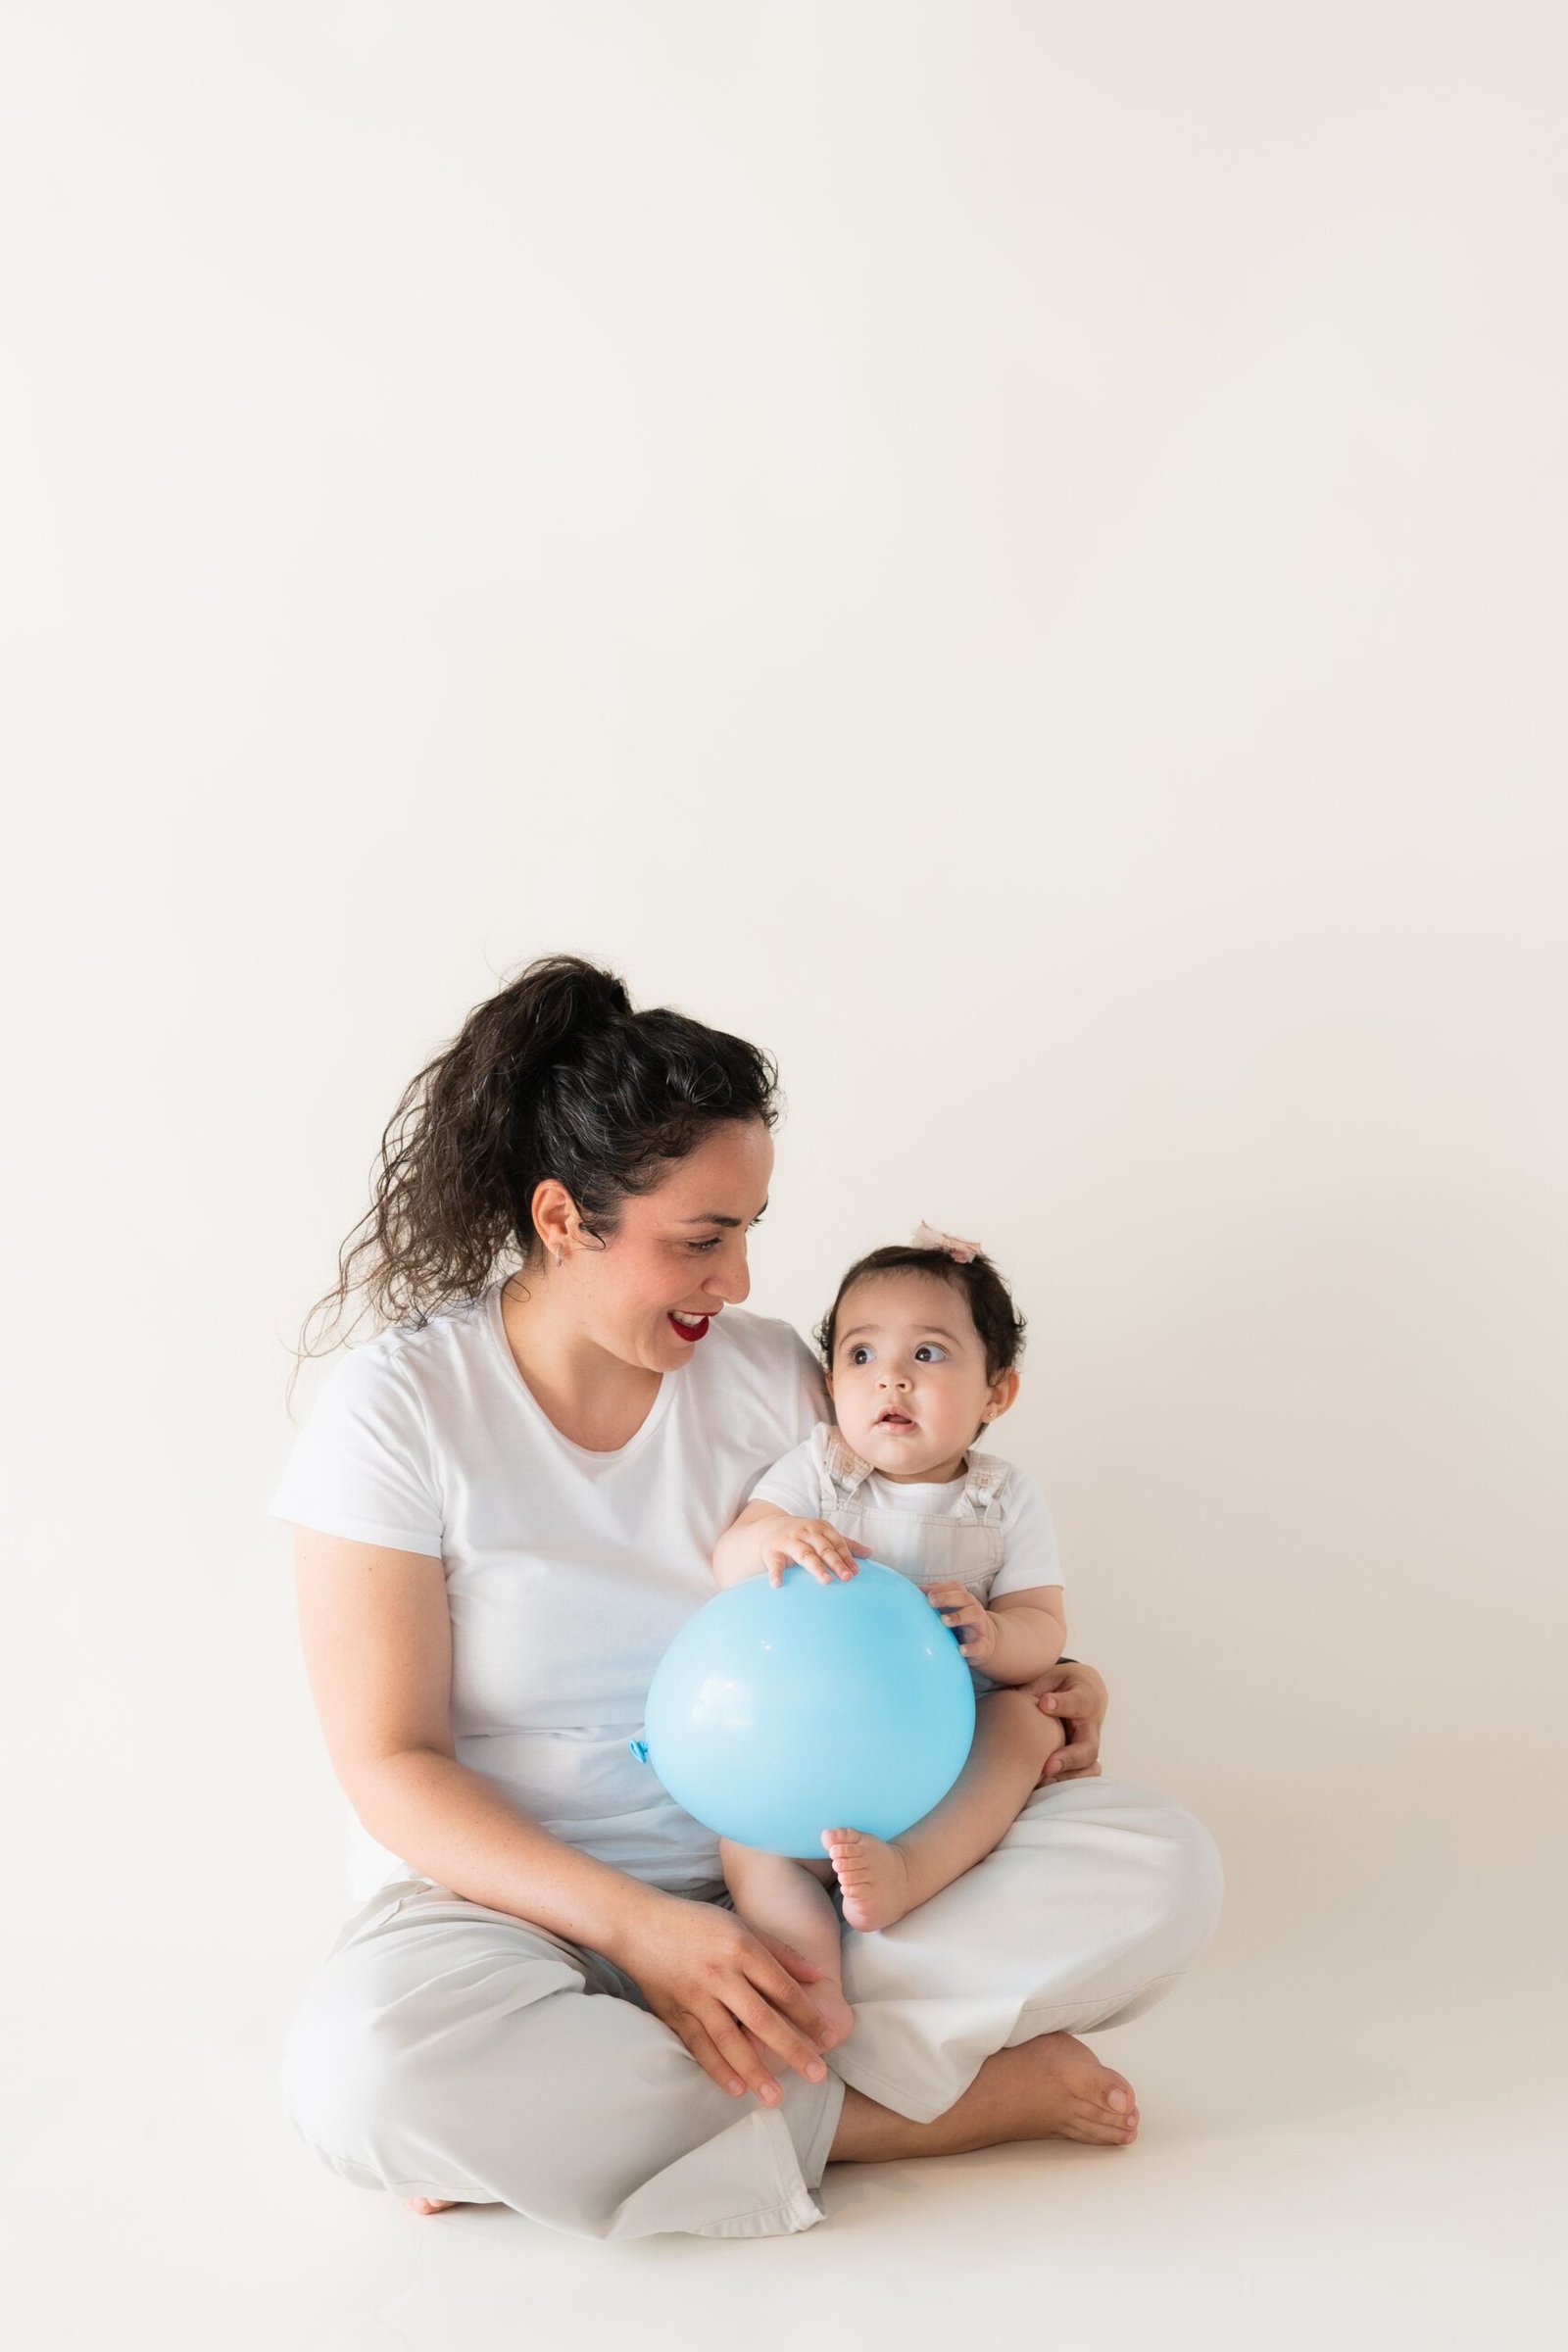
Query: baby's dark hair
288 951 780 1410
810 1242 1028 1443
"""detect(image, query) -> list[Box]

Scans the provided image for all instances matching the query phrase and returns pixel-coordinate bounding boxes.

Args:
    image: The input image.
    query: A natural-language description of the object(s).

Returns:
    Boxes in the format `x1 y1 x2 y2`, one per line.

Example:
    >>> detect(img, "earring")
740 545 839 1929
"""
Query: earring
555 1250 563 1267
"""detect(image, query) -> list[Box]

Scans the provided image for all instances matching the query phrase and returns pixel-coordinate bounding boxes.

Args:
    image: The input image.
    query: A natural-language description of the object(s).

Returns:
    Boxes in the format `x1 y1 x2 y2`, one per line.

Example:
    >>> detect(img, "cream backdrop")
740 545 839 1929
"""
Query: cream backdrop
2 3 1563 2340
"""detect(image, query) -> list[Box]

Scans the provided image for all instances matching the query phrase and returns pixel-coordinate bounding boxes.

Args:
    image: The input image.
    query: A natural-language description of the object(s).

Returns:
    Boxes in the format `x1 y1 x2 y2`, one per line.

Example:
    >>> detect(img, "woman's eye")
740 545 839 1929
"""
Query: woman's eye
688 1222 762 1253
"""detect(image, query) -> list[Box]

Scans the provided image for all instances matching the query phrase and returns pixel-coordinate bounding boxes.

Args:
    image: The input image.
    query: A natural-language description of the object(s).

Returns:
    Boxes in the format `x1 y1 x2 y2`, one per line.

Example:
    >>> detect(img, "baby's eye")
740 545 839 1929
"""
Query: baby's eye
914 1344 948 1362
849 1345 873 1365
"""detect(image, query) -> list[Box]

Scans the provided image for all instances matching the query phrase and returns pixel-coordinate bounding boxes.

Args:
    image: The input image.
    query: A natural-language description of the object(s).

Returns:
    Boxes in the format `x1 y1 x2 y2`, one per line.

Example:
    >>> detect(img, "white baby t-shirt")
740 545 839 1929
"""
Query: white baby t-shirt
269 1283 828 1903
748 1422 1064 1607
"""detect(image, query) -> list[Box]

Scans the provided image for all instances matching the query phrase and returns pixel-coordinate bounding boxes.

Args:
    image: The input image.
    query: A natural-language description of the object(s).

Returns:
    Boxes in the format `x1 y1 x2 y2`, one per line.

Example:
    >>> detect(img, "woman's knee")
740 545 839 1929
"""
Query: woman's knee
1153 1800 1225 1962
281 1968 413 2170
281 1928 590 2186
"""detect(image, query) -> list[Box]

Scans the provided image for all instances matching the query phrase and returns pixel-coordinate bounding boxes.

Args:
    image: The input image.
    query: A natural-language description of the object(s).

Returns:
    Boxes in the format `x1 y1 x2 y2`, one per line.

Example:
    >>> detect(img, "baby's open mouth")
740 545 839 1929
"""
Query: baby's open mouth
876 1411 915 1428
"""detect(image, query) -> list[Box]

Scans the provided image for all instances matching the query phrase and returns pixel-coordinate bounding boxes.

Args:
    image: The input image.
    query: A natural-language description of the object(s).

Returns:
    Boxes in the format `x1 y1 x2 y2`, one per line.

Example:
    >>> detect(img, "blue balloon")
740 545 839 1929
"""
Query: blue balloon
629 1558 976 1856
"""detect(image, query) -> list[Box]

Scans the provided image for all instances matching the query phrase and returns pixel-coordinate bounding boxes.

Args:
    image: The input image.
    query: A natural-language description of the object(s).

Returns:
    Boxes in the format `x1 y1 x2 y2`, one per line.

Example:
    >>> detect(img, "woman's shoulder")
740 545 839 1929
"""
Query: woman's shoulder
691 1310 830 1448
700 1306 822 1395
305 1289 493 1416
707 1305 814 1365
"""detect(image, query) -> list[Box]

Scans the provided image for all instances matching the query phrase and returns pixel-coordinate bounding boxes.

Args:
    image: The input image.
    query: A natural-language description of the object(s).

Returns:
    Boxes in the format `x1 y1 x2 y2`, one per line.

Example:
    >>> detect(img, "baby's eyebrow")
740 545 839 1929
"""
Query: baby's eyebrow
839 1325 963 1347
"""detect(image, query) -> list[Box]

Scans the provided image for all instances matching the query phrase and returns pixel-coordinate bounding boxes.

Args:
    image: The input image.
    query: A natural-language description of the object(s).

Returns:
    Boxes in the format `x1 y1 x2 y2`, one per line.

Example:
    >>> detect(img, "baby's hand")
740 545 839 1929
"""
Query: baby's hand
924 1580 998 1667
760 1519 872 1589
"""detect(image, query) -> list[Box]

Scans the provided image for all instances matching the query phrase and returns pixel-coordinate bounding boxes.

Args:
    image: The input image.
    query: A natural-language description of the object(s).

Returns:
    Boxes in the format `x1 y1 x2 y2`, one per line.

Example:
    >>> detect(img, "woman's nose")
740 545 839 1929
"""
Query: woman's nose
709 1256 751 1307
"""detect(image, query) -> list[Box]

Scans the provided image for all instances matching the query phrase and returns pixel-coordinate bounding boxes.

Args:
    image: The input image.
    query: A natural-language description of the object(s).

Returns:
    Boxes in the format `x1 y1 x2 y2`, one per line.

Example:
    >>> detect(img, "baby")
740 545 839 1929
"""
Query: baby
710 1221 1069 2058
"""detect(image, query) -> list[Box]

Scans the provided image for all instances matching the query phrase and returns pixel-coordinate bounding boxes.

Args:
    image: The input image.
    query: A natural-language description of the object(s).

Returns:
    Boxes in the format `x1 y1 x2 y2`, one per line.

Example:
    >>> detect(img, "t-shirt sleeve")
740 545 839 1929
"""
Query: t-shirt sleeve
267 1345 445 1558
745 1435 820 1519
988 1469 1064 1600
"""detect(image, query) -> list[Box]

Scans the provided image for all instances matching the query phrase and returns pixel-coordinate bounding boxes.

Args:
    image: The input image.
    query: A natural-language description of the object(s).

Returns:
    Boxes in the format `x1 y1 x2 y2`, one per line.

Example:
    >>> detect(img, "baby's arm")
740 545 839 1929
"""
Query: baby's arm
712 1500 867 1590
980 1584 1068 1683
922 1581 1067 1681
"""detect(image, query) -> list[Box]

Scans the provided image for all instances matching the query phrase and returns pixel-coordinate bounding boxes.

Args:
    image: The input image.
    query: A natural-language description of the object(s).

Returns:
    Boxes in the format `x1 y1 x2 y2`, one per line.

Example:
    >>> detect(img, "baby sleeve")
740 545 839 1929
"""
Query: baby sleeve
987 1468 1064 1599
744 1432 821 1519
267 1343 444 1559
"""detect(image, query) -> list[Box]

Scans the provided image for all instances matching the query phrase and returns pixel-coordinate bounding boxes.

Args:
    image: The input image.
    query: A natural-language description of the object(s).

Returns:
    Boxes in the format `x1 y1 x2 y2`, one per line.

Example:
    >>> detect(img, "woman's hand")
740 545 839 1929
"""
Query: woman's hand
1018 1659 1108 1786
760 1517 871 1588
612 1890 840 2106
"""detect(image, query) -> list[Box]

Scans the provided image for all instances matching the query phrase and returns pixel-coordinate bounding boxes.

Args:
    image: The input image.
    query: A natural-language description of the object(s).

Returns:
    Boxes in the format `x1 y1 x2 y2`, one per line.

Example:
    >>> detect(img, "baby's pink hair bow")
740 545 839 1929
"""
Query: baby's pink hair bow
912 1220 983 1264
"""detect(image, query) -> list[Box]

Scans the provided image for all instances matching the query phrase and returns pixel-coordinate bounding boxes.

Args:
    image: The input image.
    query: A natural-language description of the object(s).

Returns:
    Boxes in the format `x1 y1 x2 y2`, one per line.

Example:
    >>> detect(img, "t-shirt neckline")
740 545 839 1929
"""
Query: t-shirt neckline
485 1281 675 1464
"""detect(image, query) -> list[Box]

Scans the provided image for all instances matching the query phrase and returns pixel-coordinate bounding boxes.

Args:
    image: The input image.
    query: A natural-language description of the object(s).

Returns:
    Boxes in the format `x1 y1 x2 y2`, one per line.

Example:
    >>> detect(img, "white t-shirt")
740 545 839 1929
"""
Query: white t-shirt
268 1284 828 1902
748 1424 1064 1605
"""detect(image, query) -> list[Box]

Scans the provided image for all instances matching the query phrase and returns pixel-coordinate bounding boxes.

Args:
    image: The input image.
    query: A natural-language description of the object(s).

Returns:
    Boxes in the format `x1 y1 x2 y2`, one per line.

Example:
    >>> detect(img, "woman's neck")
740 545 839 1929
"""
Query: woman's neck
500 1275 662 1450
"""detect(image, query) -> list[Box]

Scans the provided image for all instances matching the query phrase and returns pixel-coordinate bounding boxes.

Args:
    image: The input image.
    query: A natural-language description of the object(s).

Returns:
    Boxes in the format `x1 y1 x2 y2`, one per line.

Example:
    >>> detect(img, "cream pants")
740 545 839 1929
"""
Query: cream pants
281 1773 1223 2241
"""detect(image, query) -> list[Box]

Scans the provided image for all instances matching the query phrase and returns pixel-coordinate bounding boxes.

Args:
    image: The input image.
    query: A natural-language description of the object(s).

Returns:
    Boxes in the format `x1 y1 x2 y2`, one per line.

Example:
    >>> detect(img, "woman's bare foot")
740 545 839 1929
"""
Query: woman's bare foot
820 1826 915 1932
1010 2031 1140 2146
828 2031 1140 2164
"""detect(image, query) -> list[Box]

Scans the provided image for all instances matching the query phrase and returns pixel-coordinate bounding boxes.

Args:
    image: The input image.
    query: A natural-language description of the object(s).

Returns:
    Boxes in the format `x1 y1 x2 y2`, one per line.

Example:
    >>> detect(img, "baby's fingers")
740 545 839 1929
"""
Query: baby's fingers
802 1531 861 1582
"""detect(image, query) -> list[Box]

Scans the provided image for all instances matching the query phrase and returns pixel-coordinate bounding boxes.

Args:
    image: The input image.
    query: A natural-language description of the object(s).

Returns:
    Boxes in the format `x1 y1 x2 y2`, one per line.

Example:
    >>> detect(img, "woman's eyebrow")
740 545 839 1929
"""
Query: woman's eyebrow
674 1200 769 1227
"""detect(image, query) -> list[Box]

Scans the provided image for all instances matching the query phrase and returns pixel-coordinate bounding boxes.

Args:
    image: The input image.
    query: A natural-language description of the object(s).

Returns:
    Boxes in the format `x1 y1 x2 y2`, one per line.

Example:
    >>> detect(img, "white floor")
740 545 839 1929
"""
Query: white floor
5 1854 1562 2352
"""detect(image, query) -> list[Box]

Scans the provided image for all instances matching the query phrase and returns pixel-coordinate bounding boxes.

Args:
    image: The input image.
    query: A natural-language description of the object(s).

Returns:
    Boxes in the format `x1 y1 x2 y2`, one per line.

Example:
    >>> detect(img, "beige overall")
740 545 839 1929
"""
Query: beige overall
808 1424 1018 1694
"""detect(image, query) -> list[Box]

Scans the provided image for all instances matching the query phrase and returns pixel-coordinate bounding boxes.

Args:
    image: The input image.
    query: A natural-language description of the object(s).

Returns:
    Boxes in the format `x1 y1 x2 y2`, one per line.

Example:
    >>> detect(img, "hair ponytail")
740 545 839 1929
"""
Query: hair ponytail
288 952 778 1404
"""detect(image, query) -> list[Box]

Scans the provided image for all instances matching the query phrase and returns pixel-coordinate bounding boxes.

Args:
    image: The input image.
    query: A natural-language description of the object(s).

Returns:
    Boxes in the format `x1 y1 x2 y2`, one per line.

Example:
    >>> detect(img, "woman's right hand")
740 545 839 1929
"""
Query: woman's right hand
613 1890 839 2106
760 1517 871 1587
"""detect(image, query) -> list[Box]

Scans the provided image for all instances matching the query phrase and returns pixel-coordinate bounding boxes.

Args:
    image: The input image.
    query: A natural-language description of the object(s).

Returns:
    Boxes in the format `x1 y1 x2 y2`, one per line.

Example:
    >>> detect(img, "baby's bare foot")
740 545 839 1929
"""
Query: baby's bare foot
808 1976 856 2053
406 2196 462 2214
741 1974 856 2086
821 1826 915 1932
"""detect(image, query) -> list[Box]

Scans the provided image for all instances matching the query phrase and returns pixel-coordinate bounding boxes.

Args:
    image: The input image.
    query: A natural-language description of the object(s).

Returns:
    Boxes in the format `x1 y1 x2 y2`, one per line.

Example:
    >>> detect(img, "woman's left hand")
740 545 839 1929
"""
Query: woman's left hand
924 1581 998 1669
1018 1659 1107 1786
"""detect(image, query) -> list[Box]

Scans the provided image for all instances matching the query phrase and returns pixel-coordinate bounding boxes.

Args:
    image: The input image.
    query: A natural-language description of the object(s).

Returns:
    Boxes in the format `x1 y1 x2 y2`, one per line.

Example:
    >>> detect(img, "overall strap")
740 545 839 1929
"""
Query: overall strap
959 1448 1011 1529
818 1424 877 1508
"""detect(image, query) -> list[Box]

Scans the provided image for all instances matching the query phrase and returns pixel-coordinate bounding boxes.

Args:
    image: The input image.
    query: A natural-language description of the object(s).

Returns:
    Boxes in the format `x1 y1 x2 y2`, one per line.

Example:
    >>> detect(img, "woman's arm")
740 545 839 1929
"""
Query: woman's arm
293 1527 649 1959
293 1526 840 2106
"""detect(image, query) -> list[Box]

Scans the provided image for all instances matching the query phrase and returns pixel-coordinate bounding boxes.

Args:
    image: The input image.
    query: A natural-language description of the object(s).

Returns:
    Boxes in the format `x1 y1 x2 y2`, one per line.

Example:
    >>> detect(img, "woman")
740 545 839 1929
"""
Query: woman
270 953 1223 2241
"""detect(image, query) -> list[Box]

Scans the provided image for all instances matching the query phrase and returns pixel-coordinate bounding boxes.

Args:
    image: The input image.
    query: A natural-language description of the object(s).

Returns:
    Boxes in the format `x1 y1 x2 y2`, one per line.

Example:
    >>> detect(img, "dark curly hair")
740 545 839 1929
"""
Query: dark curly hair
811 1243 1028 1446
288 952 781 1409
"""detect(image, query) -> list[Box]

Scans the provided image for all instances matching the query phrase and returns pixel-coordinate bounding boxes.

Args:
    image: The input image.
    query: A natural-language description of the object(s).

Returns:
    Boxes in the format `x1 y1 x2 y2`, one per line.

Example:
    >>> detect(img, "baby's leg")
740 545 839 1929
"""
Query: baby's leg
718 1838 856 2068
823 1690 1065 1934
